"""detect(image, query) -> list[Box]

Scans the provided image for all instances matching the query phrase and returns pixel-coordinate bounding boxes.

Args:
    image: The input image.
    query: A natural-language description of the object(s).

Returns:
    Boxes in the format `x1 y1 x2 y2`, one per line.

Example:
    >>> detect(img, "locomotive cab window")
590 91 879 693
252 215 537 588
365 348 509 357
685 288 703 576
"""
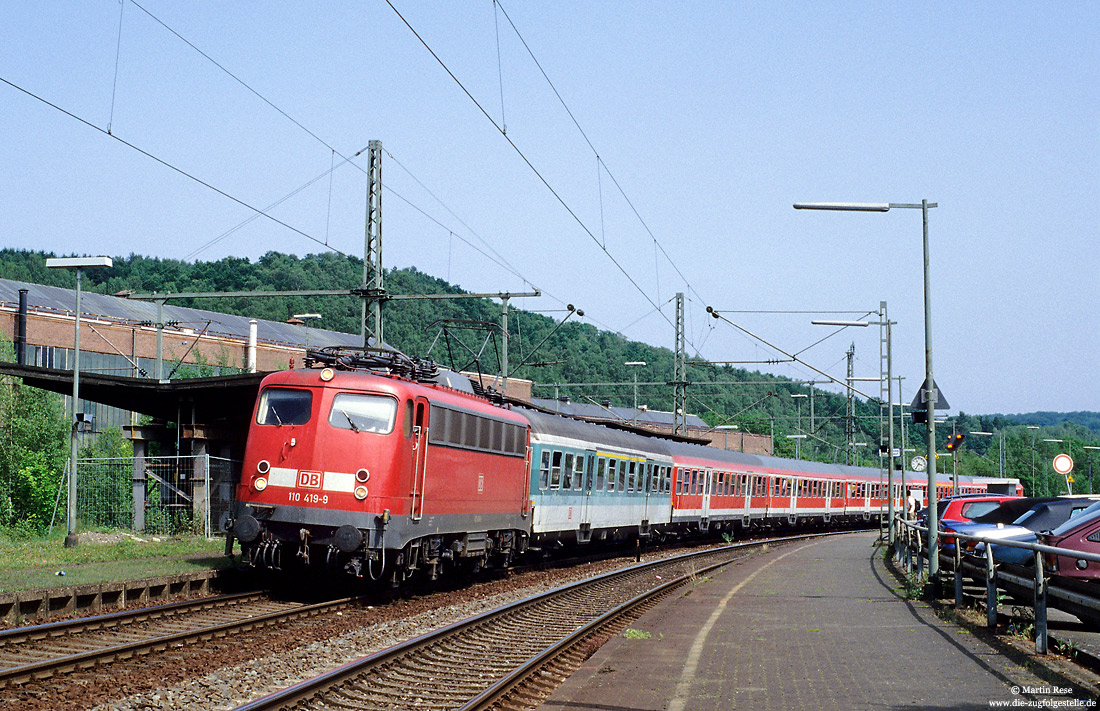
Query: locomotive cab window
328 393 397 434
257 387 313 426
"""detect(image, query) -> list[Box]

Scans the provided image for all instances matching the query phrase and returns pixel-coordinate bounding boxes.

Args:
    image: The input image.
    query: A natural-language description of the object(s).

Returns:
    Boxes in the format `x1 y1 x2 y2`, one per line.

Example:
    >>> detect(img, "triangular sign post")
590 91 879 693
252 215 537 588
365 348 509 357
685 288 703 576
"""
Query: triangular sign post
910 377 950 411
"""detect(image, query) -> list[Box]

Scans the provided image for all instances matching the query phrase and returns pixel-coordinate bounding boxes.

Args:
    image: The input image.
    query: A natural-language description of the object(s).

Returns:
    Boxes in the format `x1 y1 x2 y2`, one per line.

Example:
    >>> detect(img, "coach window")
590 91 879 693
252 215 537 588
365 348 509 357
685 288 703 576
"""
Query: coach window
607 459 617 492
257 387 313 426
538 450 551 490
562 453 574 489
584 456 594 491
596 458 606 491
551 451 563 489
574 456 585 491
618 461 627 492
403 399 413 438
329 393 397 434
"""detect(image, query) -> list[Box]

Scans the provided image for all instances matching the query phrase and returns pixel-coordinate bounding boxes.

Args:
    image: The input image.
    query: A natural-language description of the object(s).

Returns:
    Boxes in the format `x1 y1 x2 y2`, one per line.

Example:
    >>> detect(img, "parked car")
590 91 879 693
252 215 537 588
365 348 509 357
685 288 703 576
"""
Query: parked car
916 494 1020 529
985 501 1100 566
1038 505 1100 581
948 497 1100 556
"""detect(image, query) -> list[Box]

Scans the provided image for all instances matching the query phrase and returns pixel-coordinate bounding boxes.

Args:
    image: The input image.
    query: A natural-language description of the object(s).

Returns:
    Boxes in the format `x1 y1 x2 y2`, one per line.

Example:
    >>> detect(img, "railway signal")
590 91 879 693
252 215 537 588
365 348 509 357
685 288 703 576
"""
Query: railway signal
945 433 965 452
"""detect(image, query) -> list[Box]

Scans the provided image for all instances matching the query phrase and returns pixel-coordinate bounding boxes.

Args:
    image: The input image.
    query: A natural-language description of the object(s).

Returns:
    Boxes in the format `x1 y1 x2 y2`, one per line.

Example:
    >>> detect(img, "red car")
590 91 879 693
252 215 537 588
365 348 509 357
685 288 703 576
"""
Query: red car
1038 502 1100 581
931 494 1020 548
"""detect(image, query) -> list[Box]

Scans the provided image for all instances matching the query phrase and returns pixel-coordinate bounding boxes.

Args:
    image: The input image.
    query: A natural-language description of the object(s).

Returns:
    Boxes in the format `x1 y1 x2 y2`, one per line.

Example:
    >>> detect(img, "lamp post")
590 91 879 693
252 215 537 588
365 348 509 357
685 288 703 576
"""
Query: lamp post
625 361 646 424
969 431 1004 478
291 313 322 354
813 307 896 543
1027 426 1040 495
795 200 939 578
46 256 113 546
1043 438 1066 493
1084 446 1100 494
790 393 807 459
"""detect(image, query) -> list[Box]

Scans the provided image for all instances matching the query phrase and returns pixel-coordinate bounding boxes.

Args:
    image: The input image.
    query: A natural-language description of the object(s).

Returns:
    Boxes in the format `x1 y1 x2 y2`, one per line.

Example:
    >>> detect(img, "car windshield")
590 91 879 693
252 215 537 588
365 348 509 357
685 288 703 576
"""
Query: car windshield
328 393 397 434
1013 502 1095 531
1049 503 1100 537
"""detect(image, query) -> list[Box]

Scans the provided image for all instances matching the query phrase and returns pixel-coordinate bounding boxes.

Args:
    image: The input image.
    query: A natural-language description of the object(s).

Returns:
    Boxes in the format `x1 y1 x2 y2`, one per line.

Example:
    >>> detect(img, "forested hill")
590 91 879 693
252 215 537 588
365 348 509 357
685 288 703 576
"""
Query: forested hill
999 412 1100 434
1 249 849 437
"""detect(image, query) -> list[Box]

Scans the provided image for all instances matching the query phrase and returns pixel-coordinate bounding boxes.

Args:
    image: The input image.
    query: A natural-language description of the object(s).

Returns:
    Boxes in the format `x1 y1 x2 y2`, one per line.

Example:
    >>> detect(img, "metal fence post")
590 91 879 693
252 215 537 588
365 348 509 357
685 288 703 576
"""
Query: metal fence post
954 543 964 607
985 545 998 628
132 441 146 532
204 453 211 538
1034 550 1048 654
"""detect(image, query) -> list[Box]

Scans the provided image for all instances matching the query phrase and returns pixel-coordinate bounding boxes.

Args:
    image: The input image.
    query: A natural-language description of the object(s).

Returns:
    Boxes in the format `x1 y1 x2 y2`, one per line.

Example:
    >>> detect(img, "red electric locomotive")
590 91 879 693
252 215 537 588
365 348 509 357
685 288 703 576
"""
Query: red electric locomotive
229 350 531 582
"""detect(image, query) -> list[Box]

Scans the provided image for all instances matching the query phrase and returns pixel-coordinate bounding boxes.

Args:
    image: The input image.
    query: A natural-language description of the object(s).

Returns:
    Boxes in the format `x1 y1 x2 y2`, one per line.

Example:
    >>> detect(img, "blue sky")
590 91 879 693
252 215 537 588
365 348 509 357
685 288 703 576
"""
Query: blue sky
1 2 1097 415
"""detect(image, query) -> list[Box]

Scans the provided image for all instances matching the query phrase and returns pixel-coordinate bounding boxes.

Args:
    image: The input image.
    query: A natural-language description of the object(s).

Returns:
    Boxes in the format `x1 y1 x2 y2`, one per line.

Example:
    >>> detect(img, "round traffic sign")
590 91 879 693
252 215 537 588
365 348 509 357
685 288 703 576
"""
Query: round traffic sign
910 455 927 473
1053 453 1074 475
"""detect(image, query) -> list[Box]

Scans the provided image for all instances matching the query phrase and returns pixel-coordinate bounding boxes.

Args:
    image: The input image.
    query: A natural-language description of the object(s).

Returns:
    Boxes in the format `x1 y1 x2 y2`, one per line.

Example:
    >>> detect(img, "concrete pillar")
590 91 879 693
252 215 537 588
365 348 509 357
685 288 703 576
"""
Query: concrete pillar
132 440 146 532
192 439 209 537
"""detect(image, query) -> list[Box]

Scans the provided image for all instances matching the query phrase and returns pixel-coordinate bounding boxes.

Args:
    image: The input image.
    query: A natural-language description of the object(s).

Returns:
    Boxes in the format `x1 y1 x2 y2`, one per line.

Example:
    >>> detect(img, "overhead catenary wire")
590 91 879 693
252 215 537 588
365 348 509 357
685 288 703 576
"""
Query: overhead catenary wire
0 74 351 259
118 0 678 346
492 1 709 324
384 0 682 343
107 0 125 134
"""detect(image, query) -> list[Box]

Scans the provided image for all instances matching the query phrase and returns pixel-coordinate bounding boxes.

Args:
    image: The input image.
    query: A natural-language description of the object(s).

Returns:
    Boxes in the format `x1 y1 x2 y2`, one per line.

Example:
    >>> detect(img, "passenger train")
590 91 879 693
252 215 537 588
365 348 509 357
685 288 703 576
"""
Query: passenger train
227 348 1020 582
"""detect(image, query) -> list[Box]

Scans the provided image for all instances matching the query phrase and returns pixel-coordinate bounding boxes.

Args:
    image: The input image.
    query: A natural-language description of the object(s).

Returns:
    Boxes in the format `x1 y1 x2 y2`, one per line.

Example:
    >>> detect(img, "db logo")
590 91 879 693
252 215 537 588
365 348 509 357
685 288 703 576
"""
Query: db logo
297 471 323 489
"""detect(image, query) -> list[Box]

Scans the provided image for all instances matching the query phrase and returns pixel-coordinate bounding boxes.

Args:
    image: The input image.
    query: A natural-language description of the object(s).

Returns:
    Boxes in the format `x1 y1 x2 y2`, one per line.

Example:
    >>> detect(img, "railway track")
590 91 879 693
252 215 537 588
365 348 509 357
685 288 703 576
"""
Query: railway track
234 533 828 711
0 590 358 688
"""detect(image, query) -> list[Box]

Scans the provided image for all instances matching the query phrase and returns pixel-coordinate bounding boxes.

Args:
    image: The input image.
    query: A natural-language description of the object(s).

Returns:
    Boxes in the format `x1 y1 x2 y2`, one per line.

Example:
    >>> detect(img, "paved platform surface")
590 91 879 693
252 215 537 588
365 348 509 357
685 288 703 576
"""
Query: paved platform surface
541 532 1097 710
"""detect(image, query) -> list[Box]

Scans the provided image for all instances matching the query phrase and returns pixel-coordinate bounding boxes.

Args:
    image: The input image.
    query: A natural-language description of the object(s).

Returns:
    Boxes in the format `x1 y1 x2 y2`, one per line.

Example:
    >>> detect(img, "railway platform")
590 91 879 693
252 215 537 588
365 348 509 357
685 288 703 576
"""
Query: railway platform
540 531 1099 710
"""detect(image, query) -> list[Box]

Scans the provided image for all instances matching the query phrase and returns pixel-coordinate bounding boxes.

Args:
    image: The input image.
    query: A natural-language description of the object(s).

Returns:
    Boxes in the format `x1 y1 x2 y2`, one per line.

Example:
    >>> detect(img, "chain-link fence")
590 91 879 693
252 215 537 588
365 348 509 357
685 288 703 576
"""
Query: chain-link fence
70 455 238 537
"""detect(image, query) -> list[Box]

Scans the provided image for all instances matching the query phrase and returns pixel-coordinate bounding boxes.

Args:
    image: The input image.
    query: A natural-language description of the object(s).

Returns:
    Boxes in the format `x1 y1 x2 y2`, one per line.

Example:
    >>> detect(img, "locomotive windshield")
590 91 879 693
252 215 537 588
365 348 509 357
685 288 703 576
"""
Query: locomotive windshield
328 393 397 434
256 387 313 426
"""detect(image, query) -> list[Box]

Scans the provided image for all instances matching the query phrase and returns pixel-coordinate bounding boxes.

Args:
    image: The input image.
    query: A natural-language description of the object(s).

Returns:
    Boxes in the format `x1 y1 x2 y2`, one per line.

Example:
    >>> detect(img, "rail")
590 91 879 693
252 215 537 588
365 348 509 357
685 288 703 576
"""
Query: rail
893 517 1100 655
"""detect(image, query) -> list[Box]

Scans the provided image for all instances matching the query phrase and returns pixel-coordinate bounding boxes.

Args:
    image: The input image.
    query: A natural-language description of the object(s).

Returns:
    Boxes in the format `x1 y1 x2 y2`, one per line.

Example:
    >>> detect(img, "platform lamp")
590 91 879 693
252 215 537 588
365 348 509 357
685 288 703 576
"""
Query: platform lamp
625 361 646 424
796 200 939 578
1084 446 1100 494
812 313 896 543
46 256 113 547
292 313 322 355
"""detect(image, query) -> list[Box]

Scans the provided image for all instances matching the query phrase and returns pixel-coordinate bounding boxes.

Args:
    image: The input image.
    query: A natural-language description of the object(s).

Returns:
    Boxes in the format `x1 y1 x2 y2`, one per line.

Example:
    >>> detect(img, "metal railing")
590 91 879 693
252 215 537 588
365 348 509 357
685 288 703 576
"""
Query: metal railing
893 517 1100 654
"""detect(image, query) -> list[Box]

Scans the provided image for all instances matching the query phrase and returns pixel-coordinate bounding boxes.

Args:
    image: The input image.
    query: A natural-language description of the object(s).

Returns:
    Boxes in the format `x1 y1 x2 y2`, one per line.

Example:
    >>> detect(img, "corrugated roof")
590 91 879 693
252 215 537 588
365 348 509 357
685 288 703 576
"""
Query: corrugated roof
530 397 709 429
0 278 362 350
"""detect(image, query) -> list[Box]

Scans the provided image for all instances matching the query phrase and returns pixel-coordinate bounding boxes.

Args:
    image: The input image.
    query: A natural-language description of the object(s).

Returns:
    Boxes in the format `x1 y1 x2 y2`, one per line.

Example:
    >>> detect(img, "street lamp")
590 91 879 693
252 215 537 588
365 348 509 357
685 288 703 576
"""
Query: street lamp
790 393 807 459
1084 446 1100 493
813 304 895 543
625 361 646 424
796 200 939 577
291 313 322 354
1027 426 1041 495
46 256 113 547
968 431 1005 478
1043 438 1067 493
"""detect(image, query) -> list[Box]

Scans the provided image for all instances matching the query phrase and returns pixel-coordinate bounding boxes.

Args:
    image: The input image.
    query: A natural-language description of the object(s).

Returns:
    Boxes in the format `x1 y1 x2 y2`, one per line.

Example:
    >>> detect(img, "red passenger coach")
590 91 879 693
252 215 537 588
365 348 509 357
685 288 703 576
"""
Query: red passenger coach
230 359 531 581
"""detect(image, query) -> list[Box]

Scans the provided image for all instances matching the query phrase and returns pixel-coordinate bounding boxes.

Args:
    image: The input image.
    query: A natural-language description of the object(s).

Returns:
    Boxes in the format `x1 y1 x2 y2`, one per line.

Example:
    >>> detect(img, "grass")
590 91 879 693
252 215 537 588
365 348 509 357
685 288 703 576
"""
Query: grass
0 528 229 593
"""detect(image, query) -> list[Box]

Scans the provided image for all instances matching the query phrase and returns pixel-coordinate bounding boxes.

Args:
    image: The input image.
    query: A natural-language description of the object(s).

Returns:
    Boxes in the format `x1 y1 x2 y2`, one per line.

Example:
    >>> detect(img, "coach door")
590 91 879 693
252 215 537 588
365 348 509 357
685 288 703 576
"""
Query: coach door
410 398 429 522
701 468 713 525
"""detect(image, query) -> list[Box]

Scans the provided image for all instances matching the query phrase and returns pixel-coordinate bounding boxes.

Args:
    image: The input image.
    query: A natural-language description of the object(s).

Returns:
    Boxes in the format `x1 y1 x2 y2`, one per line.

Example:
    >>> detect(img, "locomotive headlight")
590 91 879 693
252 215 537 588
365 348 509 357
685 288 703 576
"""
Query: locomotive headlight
257 459 271 474
320 368 335 382
354 485 368 500
356 468 370 483
253 477 269 492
